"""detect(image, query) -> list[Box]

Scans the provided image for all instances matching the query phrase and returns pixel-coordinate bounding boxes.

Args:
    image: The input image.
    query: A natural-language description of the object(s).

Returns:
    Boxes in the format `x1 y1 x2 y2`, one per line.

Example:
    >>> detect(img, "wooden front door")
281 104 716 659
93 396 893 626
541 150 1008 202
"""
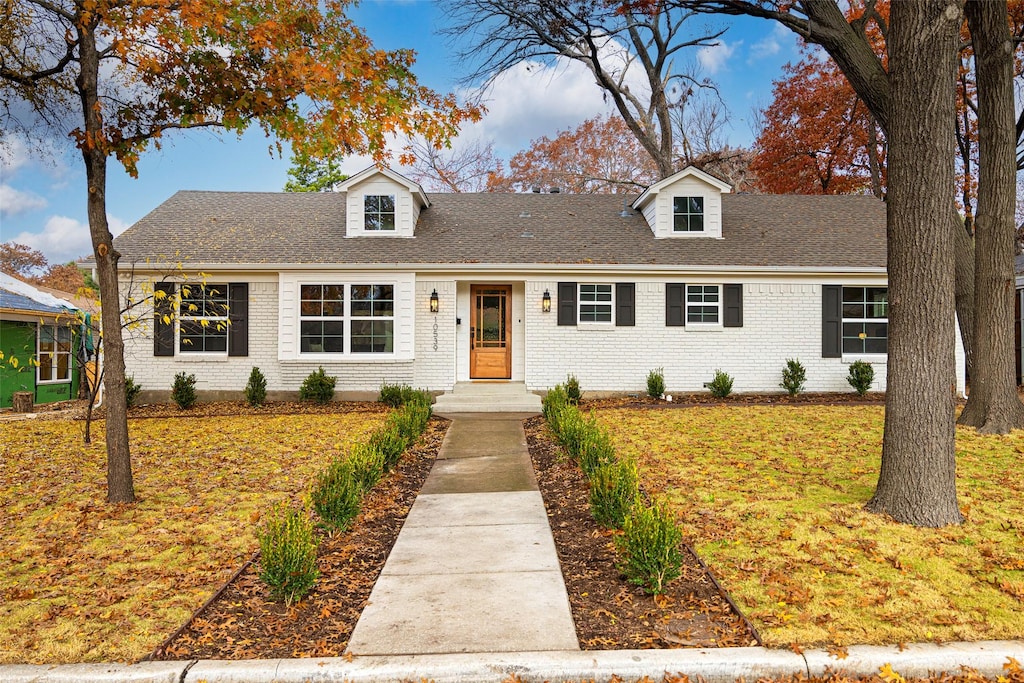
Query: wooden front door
470 285 512 379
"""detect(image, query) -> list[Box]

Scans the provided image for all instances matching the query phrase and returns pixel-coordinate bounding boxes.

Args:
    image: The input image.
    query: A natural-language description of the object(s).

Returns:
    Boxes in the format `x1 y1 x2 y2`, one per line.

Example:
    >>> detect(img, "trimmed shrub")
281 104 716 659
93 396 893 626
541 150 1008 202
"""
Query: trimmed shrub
309 458 362 532
707 369 734 398
542 384 569 425
257 504 319 604
780 358 806 396
589 457 640 529
379 382 415 407
847 360 874 395
616 499 684 595
565 374 582 405
299 366 336 404
370 424 408 472
646 368 665 399
171 371 197 409
397 401 432 440
554 405 588 457
245 366 267 407
125 375 142 408
348 442 386 493
576 422 617 477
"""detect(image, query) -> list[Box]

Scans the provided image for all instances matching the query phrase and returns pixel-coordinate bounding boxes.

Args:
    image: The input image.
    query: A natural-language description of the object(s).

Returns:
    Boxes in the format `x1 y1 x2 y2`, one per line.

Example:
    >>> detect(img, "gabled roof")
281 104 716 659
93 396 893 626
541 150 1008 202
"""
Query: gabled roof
0 273 79 316
112 190 887 271
632 166 733 211
337 166 430 208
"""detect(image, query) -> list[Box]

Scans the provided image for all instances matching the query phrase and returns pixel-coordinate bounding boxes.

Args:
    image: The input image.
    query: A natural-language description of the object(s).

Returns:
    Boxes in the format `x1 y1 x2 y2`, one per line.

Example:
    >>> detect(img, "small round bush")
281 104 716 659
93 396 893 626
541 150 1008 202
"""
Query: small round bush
310 458 362 532
847 360 874 395
245 366 267 407
565 374 582 404
646 368 665 399
171 371 197 409
616 499 684 595
780 358 806 396
707 369 734 398
125 375 142 408
299 366 336 404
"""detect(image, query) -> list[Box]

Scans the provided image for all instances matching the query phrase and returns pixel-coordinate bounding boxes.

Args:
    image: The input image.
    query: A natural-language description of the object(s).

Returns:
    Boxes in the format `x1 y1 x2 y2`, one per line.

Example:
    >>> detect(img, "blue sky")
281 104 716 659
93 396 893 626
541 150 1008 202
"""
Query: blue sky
0 1 801 265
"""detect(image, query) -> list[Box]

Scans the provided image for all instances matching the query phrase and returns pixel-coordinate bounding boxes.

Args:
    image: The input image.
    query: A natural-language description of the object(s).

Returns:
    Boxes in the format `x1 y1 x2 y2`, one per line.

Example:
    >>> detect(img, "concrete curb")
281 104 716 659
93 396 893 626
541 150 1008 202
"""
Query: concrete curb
3 642 1021 683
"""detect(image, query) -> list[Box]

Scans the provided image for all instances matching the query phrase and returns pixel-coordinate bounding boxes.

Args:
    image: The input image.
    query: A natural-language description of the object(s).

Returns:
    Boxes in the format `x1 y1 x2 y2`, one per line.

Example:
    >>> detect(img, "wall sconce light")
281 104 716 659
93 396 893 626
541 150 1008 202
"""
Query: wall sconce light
430 289 439 313
542 289 552 313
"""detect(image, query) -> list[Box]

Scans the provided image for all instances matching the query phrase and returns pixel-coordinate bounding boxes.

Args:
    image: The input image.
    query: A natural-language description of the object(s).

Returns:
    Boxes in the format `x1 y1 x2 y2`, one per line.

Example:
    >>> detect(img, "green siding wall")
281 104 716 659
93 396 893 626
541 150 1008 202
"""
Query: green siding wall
0 319 81 409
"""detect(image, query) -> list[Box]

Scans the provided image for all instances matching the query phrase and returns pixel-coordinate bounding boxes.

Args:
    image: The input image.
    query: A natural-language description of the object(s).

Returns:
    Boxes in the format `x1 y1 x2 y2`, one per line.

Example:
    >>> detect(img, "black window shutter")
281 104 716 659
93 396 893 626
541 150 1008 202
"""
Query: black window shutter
228 283 249 357
557 282 577 326
616 283 635 326
666 283 686 326
822 285 842 358
724 284 743 327
153 282 175 357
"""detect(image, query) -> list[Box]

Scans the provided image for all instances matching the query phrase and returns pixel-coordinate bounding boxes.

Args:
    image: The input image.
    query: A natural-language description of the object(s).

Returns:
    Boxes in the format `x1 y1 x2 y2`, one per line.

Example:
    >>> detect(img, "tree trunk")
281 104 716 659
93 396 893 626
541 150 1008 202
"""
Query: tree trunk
953 208 976 380
866 0 963 527
957 0 1024 433
77 20 135 504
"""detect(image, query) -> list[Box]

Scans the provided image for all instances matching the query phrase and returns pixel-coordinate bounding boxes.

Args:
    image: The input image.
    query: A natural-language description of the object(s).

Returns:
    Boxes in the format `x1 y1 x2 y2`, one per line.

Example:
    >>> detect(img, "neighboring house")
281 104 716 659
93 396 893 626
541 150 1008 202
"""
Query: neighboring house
0 273 87 409
111 165 967 402
1015 254 1024 385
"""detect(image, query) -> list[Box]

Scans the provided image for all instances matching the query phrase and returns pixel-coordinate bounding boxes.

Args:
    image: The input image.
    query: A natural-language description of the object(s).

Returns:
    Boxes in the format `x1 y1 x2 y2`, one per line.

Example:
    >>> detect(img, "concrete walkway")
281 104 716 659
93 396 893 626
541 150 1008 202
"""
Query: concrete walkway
346 413 579 655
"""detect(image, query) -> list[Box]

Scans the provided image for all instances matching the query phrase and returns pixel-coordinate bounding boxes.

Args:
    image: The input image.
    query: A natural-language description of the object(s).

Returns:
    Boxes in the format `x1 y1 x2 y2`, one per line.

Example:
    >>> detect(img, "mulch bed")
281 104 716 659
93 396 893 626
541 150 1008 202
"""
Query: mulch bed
150 417 447 661
524 416 759 649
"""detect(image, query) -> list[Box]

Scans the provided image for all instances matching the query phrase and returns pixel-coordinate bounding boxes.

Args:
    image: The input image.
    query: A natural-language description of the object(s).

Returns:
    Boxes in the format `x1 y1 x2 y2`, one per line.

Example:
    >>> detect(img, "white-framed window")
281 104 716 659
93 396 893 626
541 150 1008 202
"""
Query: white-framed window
686 285 720 324
37 323 72 383
299 283 395 354
179 284 228 353
364 194 396 231
673 196 704 232
842 286 888 354
578 283 613 323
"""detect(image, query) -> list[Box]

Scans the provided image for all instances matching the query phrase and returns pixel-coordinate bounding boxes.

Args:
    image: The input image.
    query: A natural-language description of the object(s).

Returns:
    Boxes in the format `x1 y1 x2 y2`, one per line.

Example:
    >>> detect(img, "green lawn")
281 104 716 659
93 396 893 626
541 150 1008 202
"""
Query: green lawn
0 412 385 664
595 405 1024 647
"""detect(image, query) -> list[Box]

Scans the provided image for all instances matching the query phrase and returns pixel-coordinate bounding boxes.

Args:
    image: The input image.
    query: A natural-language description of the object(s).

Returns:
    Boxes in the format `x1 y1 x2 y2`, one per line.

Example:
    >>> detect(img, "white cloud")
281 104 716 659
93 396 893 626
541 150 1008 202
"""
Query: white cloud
750 24 793 61
10 213 129 264
697 40 740 75
0 185 47 217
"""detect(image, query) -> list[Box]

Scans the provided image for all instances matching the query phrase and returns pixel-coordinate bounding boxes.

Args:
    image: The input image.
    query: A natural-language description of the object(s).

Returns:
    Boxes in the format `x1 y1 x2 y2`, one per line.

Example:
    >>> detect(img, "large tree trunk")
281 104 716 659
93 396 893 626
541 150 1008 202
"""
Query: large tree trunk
957 0 1024 433
77 21 135 504
866 0 963 527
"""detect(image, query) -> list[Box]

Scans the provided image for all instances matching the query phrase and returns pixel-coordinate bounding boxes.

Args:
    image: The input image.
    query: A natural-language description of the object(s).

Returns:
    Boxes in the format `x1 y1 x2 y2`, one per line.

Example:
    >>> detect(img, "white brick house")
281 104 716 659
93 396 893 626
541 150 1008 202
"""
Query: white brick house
113 165 966 402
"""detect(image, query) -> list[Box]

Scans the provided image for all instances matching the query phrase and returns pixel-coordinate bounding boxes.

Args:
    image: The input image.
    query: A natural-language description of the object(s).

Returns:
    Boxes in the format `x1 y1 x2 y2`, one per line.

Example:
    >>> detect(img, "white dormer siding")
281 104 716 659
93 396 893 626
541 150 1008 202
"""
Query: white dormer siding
632 166 732 239
338 166 429 238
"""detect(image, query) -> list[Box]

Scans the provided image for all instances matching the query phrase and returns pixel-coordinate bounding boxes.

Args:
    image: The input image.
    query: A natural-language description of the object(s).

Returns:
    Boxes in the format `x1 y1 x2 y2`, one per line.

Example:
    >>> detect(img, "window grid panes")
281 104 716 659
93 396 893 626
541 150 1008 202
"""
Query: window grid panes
299 284 396 354
364 194 396 231
179 284 228 353
300 284 345 353
673 196 704 232
842 286 888 354
350 285 394 353
37 324 72 383
578 284 613 323
686 285 720 324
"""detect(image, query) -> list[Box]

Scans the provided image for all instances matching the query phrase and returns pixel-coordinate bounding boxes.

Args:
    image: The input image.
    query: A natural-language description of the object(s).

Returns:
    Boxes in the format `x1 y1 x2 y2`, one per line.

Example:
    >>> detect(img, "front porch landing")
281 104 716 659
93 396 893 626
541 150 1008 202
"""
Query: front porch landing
432 382 542 414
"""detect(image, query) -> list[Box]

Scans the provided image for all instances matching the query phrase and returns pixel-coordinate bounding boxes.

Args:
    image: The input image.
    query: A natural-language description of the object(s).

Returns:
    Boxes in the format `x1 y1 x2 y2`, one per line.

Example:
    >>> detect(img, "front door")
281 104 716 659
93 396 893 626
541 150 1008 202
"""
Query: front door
470 285 512 379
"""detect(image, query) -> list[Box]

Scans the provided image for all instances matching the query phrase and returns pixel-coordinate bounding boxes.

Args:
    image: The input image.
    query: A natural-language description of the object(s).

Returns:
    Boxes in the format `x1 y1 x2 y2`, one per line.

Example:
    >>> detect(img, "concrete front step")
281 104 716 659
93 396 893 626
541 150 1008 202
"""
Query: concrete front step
433 382 542 413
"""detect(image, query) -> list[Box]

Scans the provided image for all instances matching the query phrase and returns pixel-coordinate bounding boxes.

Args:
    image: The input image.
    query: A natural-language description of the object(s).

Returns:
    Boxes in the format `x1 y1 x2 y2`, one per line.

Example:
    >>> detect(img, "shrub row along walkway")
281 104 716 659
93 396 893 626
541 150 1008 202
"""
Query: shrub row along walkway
346 412 579 655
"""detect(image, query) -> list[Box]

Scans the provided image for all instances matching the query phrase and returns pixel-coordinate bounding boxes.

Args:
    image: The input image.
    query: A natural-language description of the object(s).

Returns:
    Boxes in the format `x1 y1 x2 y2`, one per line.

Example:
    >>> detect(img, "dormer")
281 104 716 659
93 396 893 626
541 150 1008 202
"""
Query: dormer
632 166 732 239
338 166 429 238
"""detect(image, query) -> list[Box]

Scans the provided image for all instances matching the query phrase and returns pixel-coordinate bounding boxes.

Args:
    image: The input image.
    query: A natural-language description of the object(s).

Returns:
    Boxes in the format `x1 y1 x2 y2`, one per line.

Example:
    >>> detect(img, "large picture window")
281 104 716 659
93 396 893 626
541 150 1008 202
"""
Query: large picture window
578 284 613 323
673 196 704 232
364 194 396 231
37 324 72 383
299 283 395 354
179 284 228 353
842 286 888 354
686 285 720 324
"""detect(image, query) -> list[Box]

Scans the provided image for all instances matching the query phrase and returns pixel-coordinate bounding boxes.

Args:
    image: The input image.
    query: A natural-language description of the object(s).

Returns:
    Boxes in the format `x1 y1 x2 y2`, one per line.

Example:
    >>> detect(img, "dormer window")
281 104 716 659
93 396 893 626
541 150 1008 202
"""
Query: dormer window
673 196 704 232
364 194 396 231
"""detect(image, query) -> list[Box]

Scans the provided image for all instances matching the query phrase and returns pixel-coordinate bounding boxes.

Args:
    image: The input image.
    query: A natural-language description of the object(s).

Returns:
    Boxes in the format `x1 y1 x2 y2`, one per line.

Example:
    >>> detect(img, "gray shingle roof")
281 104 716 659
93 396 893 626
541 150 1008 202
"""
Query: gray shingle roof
113 191 886 270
